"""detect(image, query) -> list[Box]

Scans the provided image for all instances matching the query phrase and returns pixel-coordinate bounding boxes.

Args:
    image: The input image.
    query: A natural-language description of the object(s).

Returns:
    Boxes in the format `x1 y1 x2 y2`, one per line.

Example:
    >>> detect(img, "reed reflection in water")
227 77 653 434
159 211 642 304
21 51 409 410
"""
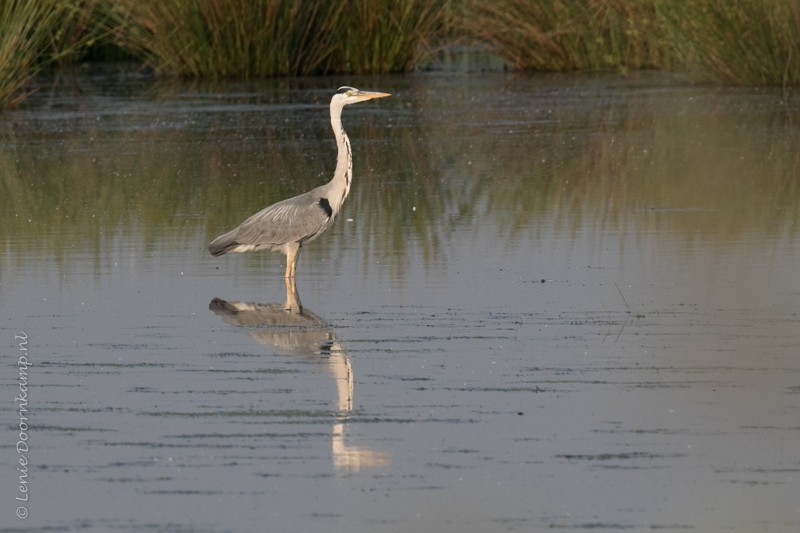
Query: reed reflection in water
0 73 797 278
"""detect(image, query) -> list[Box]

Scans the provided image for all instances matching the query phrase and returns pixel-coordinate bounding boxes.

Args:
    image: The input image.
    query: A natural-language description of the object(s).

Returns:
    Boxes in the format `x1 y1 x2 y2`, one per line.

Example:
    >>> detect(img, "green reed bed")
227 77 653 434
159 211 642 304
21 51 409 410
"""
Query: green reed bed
464 0 800 85
105 0 343 78
335 0 447 74
3 0 800 111
95 0 800 84
0 0 101 108
105 0 446 78
462 0 667 72
659 0 800 86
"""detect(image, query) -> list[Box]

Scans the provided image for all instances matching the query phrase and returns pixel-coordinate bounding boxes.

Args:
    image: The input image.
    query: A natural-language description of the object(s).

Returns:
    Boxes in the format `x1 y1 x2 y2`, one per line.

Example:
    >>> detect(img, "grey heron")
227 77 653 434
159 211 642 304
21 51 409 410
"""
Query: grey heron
208 86 390 284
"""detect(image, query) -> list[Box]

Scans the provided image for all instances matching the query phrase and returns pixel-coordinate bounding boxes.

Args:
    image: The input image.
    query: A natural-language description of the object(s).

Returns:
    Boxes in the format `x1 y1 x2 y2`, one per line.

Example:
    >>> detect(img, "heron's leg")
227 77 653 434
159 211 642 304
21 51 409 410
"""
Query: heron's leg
290 252 298 279
284 275 302 313
285 247 299 279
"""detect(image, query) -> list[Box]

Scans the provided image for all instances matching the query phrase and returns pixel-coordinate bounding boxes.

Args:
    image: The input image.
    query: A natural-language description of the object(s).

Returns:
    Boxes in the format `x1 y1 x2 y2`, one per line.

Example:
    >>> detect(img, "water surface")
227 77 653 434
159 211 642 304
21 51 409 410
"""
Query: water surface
1 68 799 532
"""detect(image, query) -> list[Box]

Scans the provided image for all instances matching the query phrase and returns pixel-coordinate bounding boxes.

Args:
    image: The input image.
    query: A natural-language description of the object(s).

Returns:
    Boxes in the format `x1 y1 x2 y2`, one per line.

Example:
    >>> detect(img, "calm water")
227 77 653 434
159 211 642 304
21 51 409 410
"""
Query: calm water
1 68 799 532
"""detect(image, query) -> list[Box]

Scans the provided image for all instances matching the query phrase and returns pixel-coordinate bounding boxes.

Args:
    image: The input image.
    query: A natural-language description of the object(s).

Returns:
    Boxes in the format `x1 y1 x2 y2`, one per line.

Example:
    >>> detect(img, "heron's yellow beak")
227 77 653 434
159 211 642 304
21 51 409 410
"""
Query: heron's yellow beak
353 90 391 101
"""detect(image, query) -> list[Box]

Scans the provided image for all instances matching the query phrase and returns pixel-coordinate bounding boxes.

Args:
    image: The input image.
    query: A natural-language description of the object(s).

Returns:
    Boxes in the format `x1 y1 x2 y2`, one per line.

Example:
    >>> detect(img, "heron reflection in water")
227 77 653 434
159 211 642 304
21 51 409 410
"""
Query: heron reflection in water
209 296 389 470
208 87 390 312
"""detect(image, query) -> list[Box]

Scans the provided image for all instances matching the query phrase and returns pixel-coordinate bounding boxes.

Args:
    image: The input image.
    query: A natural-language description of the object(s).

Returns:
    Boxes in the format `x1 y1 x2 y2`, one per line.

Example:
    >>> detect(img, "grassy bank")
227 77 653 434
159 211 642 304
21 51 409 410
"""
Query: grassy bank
1 0 799 109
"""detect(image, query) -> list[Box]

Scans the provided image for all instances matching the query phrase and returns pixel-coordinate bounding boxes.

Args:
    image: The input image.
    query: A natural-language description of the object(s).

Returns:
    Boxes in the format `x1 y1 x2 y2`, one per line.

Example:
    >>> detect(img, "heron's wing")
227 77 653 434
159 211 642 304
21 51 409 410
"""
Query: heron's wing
231 190 333 247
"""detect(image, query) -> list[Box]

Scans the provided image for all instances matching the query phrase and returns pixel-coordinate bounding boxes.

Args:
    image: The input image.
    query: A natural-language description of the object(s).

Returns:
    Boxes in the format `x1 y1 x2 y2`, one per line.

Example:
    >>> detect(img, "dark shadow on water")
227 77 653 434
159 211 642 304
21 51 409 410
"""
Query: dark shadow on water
208 296 390 471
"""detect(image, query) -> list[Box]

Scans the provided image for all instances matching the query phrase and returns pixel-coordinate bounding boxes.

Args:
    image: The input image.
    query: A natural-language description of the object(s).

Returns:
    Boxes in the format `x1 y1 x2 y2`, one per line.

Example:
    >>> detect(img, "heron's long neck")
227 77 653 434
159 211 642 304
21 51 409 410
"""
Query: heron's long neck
329 103 352 215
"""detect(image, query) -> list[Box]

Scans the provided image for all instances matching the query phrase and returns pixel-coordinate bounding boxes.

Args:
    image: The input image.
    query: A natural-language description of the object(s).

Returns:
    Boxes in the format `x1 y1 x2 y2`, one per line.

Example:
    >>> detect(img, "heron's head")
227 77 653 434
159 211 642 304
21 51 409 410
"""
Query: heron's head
333 86 391 106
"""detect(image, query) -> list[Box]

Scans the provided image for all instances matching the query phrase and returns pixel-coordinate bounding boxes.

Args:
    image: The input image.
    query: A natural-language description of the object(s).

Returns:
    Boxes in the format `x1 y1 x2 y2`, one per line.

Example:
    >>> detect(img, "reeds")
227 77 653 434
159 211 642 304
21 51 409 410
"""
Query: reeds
660 0 800 86
105 0 446 78
105 0 799 83
0 0 101 107
105 0 343 78
463 0 666 72
464 0 800 85
335 0 447 73
3 0 800 111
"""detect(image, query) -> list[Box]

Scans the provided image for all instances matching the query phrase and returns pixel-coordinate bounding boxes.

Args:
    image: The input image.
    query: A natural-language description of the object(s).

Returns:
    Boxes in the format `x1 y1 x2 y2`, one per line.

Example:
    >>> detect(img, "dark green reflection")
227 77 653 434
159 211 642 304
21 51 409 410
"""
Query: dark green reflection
1 72 798 275
410 76 800 245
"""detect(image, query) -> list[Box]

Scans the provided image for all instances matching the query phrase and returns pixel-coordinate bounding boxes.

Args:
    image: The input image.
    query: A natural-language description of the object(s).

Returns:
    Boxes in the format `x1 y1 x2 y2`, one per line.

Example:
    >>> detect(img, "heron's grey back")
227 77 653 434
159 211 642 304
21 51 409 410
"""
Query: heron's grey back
208 188 333 256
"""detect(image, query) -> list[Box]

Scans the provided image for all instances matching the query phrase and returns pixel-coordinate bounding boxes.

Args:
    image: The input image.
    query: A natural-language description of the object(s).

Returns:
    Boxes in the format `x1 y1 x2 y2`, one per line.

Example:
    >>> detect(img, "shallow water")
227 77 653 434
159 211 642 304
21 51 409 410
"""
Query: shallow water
1 68 799 532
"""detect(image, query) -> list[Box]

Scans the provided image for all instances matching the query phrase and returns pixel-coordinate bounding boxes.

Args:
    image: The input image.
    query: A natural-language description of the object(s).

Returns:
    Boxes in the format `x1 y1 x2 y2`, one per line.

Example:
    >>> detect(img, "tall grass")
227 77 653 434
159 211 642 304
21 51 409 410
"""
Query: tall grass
105 0 344 77
659 0 800 86
335 0 447 73
105 0 447 78
463 0 800 85
3 0 800 107
462 0 667 72
0 0 101 108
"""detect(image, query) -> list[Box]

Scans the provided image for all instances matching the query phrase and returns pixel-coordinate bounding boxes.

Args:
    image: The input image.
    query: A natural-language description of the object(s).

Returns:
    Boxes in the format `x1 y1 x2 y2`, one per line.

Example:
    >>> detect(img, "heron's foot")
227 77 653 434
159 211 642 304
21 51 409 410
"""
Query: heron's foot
283 275 302 313
284 301 302 314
